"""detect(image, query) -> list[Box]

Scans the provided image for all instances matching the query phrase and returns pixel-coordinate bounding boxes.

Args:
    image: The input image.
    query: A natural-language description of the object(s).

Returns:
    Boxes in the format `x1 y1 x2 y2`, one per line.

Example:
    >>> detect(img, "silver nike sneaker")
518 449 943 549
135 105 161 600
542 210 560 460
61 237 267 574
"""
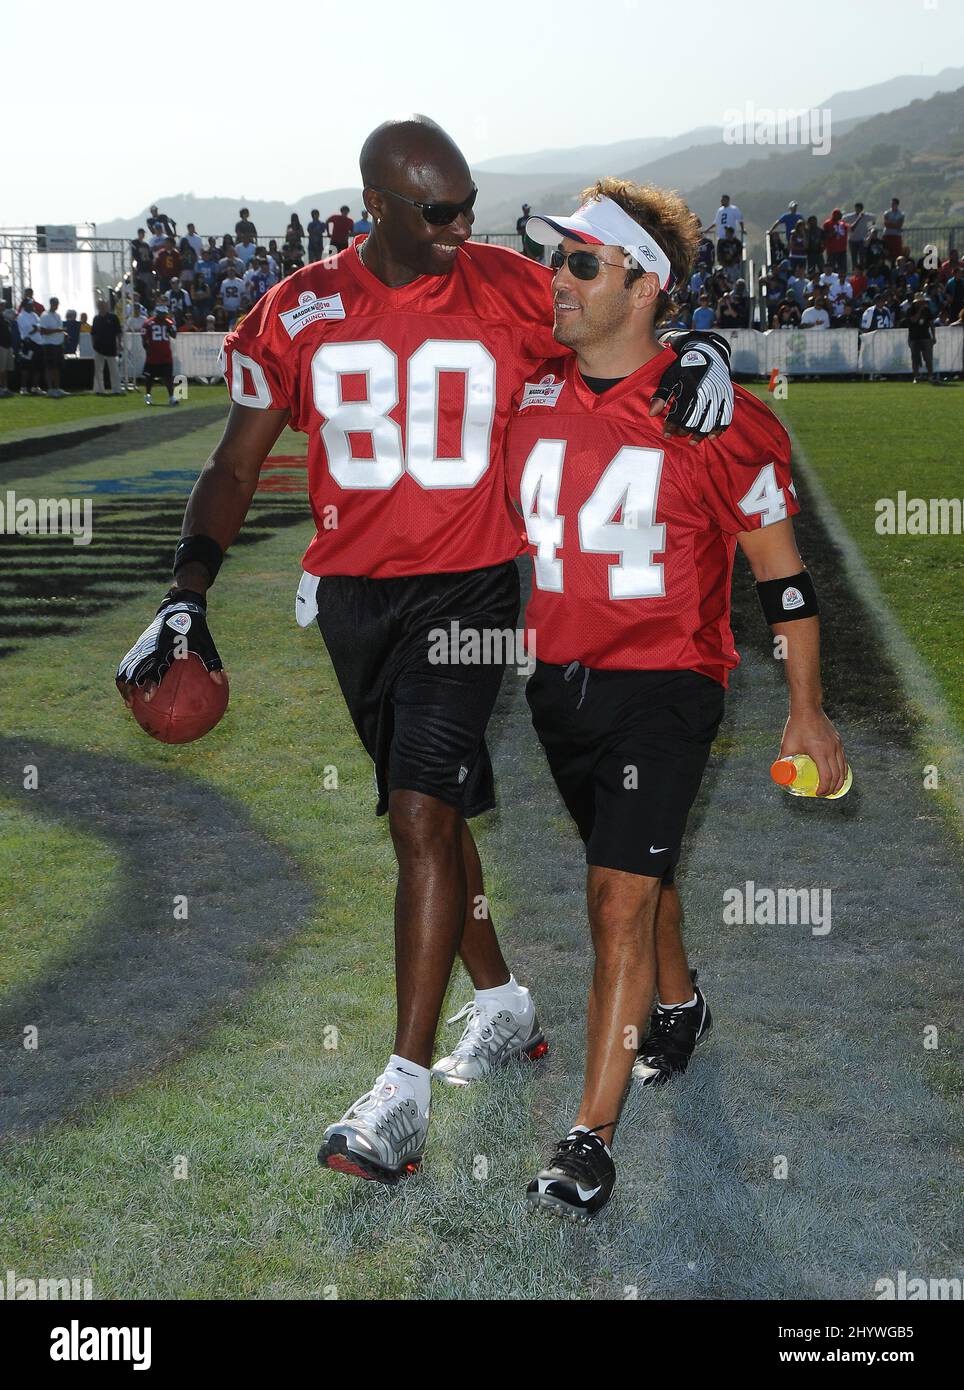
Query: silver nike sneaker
318 1071 429 1183
431 991 548 1087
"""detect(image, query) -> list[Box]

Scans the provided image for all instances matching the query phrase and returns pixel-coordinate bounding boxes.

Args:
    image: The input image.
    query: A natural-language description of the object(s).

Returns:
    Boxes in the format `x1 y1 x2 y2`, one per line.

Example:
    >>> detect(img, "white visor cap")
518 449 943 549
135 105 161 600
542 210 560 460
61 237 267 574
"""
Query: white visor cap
525 195 675 291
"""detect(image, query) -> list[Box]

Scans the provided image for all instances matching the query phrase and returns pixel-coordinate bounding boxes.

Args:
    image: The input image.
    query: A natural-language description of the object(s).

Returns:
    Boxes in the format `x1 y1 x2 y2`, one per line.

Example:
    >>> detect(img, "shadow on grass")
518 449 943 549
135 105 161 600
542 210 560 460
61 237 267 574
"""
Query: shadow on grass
0 736 314 1143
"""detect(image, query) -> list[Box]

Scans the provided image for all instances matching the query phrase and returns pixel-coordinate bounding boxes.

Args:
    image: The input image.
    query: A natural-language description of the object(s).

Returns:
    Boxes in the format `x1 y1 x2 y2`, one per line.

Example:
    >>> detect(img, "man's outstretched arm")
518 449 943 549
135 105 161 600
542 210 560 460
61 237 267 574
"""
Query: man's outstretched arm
738 518 848 796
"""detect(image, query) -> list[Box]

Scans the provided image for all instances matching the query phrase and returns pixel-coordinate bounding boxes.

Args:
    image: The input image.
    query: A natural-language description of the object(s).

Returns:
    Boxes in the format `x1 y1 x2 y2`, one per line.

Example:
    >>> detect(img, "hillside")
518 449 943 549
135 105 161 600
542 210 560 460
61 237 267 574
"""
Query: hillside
682 85 964 247
95 75 964 244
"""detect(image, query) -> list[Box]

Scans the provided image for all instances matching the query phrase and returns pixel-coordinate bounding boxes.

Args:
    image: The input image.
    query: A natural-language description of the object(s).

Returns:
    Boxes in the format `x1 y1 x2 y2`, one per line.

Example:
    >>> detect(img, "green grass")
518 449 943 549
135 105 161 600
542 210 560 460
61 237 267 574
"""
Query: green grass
1 387 960 1300
750 381 964 740
0 800 119 993
0 382 227 436
0 413 560 1298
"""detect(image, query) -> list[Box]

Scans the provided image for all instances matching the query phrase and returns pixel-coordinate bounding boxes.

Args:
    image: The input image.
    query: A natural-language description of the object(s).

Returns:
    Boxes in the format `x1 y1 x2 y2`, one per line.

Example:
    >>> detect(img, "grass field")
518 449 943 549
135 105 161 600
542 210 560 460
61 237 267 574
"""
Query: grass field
753 381 964 740
0 383 224 437
0 382 961 1300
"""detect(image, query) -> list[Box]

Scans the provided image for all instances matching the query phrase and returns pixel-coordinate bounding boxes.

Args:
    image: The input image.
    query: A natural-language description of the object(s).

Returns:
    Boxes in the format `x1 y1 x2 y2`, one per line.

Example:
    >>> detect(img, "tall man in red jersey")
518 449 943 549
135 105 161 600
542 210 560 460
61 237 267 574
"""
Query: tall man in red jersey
506 181 847 1220
115 120 736 1186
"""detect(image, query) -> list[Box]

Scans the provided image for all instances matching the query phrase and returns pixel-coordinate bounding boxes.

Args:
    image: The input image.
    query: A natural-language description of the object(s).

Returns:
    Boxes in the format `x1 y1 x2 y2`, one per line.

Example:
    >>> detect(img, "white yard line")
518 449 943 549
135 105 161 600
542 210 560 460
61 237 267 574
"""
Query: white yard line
786 420 964 829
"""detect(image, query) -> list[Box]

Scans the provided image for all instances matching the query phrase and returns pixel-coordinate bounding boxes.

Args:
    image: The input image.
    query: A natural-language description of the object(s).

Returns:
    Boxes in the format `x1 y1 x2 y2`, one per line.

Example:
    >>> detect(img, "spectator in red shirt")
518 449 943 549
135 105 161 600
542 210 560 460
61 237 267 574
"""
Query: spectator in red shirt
939 248 959 283
848 268 868 301
153 237 182 291
326 205 354 252
822 209 848 277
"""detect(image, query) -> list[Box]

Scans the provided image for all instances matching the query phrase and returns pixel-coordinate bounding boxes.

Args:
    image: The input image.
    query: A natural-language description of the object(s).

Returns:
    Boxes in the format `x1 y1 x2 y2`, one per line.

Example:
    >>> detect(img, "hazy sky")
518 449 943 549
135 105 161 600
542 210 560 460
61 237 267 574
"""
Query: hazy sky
3 0 961 226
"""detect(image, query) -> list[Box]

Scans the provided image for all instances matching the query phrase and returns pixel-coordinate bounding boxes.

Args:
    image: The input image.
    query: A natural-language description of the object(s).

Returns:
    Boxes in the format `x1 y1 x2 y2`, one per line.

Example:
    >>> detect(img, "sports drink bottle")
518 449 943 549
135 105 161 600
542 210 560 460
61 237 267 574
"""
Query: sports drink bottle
770 753 852 799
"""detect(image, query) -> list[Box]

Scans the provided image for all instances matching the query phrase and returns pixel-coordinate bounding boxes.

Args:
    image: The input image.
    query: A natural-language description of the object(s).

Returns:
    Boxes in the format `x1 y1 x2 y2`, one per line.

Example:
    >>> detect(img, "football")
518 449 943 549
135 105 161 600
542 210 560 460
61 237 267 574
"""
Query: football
129 654 229 744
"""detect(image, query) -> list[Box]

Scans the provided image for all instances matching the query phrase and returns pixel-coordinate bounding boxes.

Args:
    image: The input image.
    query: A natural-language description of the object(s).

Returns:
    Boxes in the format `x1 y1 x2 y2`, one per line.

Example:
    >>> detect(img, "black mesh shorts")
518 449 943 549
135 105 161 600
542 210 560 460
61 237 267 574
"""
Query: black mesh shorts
316 561 521 818
526 661 725 882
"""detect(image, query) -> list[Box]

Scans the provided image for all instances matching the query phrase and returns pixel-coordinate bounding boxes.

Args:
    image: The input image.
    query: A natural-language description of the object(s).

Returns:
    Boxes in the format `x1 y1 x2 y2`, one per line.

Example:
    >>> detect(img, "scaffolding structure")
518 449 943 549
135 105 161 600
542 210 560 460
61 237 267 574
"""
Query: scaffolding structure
0 225 138 388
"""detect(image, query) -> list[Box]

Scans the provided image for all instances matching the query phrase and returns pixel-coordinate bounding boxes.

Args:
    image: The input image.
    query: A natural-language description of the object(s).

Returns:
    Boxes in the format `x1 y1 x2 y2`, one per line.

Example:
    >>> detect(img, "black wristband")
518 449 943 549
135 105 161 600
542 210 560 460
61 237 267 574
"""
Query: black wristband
159 587 208 613
174 534 224 585
756 570 819 624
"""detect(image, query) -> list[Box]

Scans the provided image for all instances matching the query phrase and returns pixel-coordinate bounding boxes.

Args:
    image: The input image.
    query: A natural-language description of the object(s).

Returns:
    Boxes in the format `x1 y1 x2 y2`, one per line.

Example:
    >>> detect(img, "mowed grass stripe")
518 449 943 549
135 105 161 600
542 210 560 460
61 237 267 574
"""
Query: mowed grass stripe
0 415 309 660
0 385 226 439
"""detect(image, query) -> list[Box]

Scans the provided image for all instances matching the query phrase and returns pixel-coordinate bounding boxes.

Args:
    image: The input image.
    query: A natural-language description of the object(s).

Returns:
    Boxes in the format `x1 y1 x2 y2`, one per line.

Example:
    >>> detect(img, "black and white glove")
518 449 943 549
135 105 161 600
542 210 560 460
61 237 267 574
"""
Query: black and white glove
115 588 222 694
654 330 735 437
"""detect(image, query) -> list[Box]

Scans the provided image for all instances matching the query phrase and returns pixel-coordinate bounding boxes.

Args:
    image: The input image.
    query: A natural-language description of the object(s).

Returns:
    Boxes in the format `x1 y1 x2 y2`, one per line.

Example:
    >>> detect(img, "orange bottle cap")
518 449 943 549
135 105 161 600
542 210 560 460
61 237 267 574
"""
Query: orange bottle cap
770 758 797 786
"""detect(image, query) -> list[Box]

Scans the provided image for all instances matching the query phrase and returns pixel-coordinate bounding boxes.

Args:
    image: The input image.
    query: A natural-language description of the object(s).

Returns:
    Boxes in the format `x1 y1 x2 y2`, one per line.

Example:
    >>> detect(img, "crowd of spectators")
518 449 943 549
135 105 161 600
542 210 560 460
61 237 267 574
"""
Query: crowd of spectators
2 291 76 397
651 192 963 371
3 193 962 396
760 198 962 346
0 204 371 396
658 194 753 331
128 204 371 330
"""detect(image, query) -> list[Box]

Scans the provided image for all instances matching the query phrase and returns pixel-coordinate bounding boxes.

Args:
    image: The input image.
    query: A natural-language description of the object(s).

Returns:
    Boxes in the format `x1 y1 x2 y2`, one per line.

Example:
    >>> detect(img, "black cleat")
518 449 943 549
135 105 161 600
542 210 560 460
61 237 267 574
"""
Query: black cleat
633 970 711 1087
526 1125 616 1222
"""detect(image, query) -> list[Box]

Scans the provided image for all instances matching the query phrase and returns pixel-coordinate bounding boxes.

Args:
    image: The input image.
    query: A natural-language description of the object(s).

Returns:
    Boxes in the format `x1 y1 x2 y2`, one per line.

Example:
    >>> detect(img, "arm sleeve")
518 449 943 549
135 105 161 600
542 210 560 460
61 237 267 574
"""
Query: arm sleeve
511 259 560 363
698 397 801 535
220 285 296 412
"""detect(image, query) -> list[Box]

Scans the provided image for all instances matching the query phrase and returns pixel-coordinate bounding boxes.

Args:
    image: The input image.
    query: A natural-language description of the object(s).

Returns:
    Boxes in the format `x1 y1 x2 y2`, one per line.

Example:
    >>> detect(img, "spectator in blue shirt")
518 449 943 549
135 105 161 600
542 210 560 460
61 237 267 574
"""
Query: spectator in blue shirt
307 210 326 262
768 201 802 256
63 309 81 354
354 210 373 236
691 293 716 330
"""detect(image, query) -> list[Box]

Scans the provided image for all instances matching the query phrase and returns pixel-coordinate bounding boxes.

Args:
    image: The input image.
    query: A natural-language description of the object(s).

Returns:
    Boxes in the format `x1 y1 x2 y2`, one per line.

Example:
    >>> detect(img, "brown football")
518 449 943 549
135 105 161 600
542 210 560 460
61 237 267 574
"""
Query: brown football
130 654 229 744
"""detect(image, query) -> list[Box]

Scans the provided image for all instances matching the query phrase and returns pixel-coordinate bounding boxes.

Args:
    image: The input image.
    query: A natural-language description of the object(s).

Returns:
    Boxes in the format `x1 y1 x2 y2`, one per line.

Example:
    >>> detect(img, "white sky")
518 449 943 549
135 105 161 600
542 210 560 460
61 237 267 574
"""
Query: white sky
3 0 961 226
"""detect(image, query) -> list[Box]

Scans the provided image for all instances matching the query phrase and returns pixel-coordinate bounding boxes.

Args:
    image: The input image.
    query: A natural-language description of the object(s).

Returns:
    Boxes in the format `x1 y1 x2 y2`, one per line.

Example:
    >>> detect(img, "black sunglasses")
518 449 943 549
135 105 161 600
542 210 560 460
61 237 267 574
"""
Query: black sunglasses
371 185 478 227
550 247 629 280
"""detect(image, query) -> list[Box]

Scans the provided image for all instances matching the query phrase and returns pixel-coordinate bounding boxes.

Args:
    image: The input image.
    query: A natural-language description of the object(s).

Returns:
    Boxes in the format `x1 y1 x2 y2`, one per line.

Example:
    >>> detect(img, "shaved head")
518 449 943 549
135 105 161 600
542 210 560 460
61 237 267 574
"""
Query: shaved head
358 114 476 284
360 114 470 192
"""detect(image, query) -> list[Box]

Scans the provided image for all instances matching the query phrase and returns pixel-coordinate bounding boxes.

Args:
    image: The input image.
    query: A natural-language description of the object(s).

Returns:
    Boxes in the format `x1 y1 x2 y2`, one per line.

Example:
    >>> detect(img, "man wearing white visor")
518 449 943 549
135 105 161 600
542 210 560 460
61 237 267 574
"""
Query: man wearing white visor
526 192 736 437
507 180 845 1220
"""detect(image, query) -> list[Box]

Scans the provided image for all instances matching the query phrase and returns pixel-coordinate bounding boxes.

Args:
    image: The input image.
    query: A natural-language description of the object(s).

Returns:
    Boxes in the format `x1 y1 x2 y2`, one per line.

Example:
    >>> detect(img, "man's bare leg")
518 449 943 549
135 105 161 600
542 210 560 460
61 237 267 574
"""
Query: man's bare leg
456 819 511 990
575 865 662 1144
389 789 467 1068
654 883 695 1005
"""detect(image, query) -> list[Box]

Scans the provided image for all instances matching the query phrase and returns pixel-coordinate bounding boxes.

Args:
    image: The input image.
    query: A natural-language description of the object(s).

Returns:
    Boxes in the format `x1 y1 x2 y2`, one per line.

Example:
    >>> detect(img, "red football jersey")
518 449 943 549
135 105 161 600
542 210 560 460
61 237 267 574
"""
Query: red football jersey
221 238 557 578
142 316 175 366
505 347 799 685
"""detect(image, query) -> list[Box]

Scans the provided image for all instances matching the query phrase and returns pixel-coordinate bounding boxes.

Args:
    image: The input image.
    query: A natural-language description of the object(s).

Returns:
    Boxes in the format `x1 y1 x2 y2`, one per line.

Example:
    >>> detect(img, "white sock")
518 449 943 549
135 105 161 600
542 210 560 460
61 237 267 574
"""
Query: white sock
386 1054 431 1109
657 992 698 1010
568 1123 612 1157
475 974 529 1012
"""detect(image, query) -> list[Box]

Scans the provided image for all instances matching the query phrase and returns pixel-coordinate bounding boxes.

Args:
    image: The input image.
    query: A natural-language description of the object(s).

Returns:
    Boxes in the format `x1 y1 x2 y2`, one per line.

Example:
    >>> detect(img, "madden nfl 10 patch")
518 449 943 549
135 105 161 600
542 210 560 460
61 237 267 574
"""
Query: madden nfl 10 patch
520 374 564 408
280 291 347 338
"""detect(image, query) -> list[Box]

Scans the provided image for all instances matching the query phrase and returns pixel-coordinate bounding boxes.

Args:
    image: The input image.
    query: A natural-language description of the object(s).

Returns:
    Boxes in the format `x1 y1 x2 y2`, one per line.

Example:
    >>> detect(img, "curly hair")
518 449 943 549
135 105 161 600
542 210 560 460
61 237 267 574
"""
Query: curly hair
579 177 701 323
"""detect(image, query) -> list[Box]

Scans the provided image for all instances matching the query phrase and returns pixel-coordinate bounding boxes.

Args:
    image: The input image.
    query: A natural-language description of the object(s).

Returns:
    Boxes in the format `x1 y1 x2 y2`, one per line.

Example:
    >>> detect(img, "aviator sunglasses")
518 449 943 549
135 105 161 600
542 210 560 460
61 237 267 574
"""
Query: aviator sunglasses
550 246 632 280
371 185 479 226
